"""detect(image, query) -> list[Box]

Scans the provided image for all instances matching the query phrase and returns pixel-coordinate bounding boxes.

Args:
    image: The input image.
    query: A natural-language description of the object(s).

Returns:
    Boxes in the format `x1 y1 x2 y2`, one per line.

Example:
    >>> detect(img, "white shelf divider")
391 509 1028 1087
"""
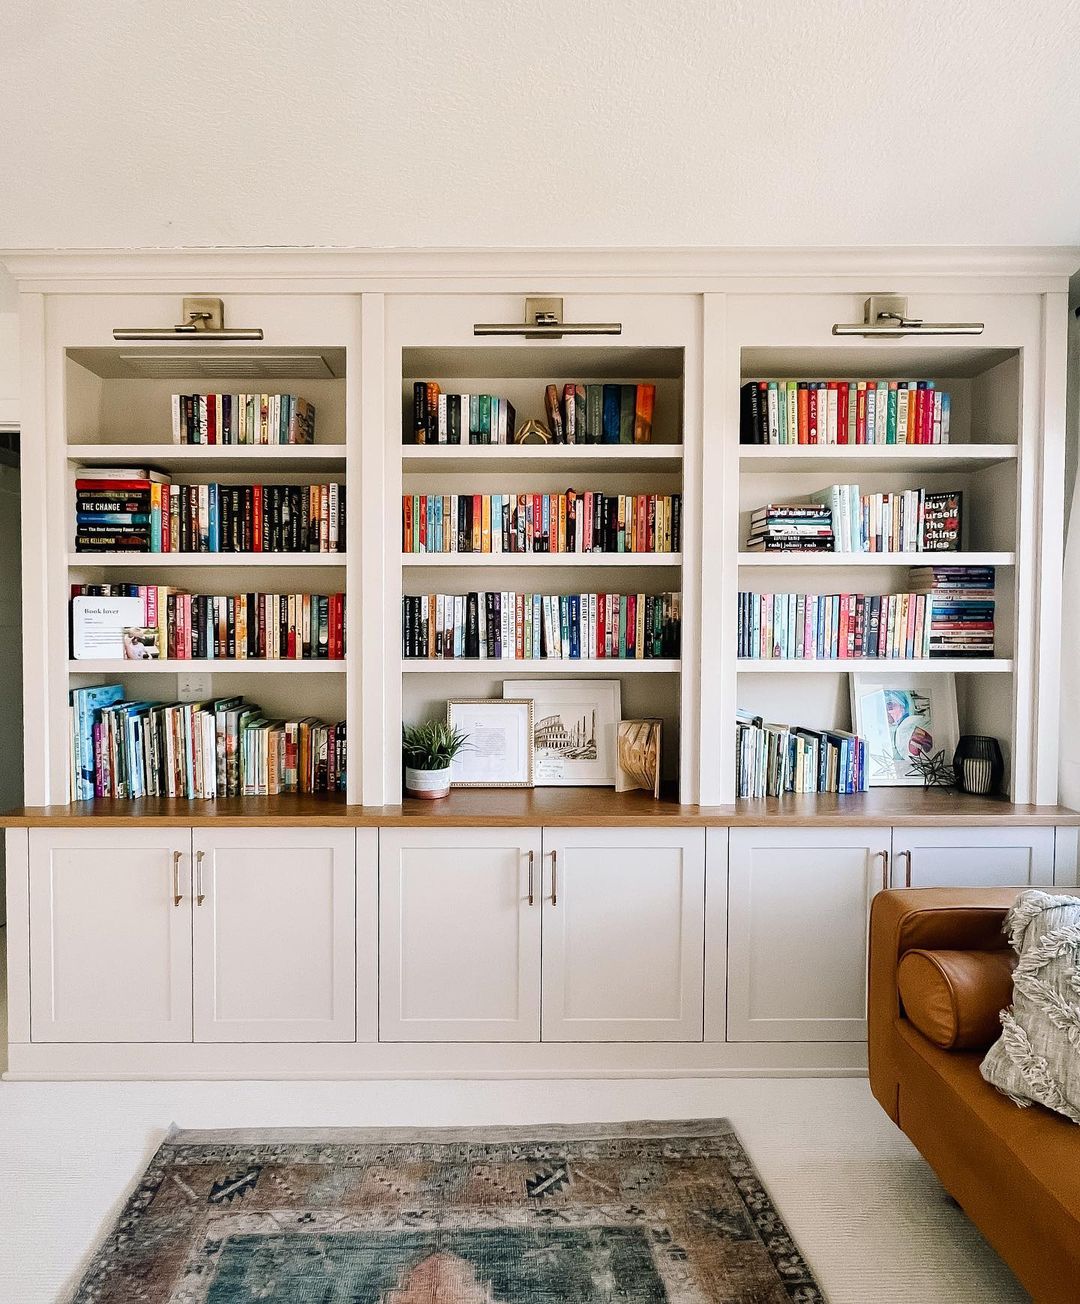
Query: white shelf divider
68 553 346 568
736 658 1013 674
401 444 683 474
738 443 1018 474
401 552 681 568
68 443 346 470
736 551 1014 568
69 660 346 674
402 658 681 674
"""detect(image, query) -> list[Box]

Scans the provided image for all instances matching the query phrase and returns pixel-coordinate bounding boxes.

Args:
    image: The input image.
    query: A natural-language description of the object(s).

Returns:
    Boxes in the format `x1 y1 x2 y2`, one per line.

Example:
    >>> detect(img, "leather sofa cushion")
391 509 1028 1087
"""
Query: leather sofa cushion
898 948 1015 1050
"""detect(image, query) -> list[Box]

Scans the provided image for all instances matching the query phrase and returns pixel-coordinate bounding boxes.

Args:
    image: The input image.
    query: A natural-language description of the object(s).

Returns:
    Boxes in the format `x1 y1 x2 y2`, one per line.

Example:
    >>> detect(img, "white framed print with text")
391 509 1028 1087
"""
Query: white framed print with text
850 672 959 787
504 679 622 786
446 699 534 787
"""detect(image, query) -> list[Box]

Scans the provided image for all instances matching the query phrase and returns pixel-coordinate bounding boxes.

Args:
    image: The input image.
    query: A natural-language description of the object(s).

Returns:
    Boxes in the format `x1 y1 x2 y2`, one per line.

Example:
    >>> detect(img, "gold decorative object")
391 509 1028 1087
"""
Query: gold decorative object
616 719 662 797
515 419 551 446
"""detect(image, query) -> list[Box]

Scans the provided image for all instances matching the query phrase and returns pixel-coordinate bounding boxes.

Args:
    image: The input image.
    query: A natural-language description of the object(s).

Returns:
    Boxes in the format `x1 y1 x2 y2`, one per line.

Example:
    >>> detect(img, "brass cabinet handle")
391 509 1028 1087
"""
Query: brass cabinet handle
899 849 912 888
172 850 183 907
527 849 535 906
876 849 889 892
195 849 206 905
550 849 558 906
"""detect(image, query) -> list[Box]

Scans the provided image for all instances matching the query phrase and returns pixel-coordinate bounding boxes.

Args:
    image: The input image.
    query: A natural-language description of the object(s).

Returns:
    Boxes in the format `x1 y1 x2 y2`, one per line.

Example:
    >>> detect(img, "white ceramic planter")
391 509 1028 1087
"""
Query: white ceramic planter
405 766 452 800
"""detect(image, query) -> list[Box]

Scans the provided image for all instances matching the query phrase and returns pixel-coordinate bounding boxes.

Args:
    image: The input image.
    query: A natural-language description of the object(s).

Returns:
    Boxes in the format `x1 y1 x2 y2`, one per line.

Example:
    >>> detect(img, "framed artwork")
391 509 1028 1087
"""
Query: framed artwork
504 679 622 786
616 719 662 797
445 699 534 787
850 673 959 787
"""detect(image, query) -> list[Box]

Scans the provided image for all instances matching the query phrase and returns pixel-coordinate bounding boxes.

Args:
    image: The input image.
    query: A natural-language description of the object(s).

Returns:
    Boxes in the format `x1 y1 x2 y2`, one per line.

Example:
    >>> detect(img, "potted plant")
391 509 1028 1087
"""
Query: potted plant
402 721 469 800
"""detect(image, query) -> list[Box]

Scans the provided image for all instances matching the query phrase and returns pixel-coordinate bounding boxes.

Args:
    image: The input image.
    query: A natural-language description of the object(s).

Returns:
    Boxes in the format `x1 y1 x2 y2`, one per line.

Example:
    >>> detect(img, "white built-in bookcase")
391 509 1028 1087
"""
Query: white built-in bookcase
9 257 1072 810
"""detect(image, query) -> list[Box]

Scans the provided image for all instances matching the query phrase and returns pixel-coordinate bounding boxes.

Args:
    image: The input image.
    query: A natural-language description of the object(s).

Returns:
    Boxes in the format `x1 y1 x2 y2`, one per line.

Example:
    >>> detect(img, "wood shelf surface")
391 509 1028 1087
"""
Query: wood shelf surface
402 658 681 674
402 553 681 567
401 445 683 474
737 658 1012 673
69 553 345 568
68 443 346 470
3 787 1076 828
69 660 345 674
738 443 1017 474
737 551 1013 568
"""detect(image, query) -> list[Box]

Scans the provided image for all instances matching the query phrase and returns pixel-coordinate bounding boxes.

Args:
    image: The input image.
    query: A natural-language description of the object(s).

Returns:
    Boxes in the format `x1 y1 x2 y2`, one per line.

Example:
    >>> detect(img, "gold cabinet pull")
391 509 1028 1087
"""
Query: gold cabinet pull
527 849 535 906
195 849 206 905
172 850 183 907
550 849 558 906
899 849 913 888
876 849 889 892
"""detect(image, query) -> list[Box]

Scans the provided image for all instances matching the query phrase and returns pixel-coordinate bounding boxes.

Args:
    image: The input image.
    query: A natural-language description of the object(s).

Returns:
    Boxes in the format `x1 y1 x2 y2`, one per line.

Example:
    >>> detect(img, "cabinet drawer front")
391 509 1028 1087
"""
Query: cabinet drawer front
541 827 706 1042
727 826 891 1043
379 827 542 1042
894 826 1055 888
29 828 192 1043
192 828 356 1043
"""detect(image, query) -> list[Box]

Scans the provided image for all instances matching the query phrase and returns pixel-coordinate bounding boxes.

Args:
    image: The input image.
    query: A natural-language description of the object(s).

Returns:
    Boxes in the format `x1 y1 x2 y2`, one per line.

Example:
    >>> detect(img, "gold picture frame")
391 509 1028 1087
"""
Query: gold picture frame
446 698 535 787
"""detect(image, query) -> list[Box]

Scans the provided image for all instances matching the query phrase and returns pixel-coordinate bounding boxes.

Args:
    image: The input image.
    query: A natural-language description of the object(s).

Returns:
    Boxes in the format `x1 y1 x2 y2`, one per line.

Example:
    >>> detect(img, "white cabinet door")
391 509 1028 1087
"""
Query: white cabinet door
379 827 542 1042
727 826 891 1042
892 826 1055 888
541 828 706 1042
29 827 193 1042
192 828 356 1043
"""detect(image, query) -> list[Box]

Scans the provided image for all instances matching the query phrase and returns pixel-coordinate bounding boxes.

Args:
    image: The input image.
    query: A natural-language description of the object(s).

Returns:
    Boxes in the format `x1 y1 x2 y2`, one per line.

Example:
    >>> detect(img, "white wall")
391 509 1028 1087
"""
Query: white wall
0 0 1079 249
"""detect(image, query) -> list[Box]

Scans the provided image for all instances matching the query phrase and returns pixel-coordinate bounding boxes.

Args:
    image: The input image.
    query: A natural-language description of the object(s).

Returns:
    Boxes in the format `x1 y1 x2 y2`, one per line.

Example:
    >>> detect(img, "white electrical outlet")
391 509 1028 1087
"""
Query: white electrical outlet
177 671 212 702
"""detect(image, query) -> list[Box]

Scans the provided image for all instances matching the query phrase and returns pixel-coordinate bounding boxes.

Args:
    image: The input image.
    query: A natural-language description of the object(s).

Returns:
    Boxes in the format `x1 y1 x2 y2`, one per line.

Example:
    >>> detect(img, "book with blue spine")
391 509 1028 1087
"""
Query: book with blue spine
73 683 124 801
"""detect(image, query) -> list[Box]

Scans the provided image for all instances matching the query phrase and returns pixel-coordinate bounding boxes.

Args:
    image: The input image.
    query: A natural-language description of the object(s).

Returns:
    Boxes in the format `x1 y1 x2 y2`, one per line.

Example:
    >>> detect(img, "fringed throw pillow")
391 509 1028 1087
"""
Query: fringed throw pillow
981 890 1080 1124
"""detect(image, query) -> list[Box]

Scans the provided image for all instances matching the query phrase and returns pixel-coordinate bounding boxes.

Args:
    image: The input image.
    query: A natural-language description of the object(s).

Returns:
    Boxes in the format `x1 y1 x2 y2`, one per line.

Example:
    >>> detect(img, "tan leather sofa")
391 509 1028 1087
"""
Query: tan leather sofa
869 888 1080 1304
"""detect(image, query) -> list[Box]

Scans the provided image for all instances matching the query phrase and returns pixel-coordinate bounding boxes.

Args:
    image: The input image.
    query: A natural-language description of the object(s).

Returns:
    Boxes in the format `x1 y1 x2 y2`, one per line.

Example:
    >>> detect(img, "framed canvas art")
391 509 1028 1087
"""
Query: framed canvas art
503 679 622 786
850 673 959 787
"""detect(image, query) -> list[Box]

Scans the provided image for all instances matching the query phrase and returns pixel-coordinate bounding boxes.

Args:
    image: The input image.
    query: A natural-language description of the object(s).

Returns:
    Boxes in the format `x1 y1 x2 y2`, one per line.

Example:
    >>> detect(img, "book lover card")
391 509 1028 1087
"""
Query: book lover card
72 596 145 659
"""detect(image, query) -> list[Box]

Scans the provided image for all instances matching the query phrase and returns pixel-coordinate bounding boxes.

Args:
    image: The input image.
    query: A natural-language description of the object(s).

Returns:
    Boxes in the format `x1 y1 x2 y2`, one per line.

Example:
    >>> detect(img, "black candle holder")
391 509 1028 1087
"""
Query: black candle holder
952 735 1005 796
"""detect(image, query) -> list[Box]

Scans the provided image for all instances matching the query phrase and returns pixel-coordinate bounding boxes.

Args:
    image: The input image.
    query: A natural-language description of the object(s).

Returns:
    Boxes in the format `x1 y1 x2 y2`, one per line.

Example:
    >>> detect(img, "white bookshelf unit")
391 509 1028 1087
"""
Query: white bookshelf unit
2 251 1077 1081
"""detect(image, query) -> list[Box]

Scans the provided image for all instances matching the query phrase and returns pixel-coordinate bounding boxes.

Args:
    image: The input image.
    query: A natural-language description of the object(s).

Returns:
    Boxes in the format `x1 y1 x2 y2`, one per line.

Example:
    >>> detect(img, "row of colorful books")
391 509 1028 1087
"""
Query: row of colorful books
738 586 994 660
740 379 950 445
68 686 345 801
402 591 681 660
402 492 682 554
736 710 867 796
70 586 345 661
171 393 316 445
749 488 962 553
74 470 346 553
408 382 656 445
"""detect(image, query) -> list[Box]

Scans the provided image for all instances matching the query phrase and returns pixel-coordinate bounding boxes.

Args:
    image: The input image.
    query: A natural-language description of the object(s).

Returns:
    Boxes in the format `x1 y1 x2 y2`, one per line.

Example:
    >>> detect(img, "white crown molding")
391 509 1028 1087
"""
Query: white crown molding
0 245 1078 290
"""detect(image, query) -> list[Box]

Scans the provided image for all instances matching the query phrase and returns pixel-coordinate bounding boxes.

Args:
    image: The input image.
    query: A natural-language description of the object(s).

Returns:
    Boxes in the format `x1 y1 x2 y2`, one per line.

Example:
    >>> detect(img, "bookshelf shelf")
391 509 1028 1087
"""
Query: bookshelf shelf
68 553 345 569
736 658 1013 674
68 444 347 472
402 658 681 675
69 660 346 674
401 553 682 568
738 444 1017 475
736 551 1014 568
401 444 683 475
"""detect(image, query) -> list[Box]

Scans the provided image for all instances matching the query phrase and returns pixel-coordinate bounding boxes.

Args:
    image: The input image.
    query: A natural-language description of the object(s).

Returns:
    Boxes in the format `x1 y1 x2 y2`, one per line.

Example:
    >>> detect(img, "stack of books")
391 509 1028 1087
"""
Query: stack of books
811 485 961 553
68 686 345 801
745 503 833 552
738 590 933 659
543 382 655 444
70 586 345 661
913 566 996 658
75 477 345 554
411 385 517 445
740 378 950 445
75 467 170 552
172 393 315 445
403 491 681 554
402 590 681 660
736 710 867 796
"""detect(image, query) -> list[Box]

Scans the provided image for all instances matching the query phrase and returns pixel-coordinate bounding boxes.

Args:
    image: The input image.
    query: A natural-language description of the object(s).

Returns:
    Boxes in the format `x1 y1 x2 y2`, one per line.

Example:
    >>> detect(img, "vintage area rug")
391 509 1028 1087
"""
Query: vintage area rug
70 1121 825 1302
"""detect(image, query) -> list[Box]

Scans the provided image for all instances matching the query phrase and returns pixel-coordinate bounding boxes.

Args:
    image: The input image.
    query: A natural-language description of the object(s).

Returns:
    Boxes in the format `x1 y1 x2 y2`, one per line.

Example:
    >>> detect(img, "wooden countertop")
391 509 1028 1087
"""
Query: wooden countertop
2 788 1077 828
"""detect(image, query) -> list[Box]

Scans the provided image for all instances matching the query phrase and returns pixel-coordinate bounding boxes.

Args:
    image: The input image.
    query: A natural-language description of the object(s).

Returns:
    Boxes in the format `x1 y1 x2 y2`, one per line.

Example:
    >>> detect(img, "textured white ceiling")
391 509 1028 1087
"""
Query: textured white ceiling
1 0 1079 249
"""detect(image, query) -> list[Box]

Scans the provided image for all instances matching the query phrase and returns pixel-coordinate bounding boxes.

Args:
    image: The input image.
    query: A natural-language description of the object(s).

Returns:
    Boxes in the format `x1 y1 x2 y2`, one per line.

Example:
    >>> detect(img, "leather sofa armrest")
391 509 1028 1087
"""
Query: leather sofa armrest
868 888 1018 1122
